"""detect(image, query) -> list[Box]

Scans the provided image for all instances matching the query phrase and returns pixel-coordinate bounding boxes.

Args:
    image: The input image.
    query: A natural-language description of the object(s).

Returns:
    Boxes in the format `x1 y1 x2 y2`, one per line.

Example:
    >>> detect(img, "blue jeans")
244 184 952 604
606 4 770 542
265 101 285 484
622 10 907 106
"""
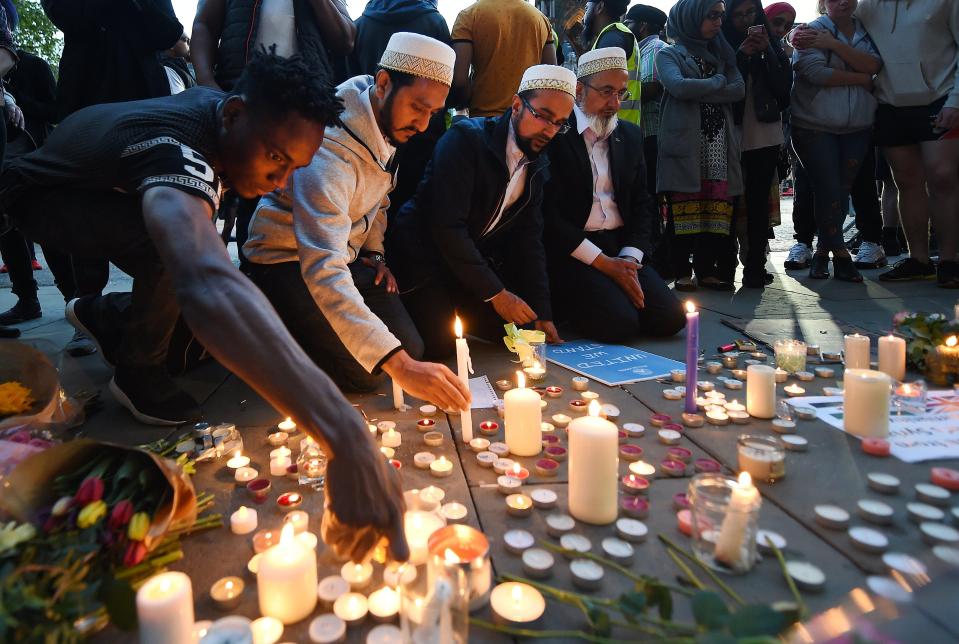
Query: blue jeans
791 127 872 252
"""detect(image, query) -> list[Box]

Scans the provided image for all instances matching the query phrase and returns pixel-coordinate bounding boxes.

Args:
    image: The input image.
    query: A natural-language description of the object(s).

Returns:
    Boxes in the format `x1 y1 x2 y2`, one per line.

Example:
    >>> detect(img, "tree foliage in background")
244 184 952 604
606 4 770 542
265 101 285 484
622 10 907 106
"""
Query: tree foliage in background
11 0 62 69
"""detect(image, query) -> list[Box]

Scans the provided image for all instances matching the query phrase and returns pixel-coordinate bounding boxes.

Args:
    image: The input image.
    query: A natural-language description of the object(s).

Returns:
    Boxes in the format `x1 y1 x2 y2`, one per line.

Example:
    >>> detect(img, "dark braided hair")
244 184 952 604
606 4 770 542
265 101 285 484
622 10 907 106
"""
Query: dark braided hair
232 46 344 126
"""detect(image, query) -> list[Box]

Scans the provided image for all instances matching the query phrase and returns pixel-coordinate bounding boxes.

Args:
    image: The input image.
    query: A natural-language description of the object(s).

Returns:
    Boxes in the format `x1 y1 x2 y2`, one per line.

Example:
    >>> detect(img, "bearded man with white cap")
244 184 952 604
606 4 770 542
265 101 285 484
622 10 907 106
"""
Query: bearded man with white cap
386 64 575 358
244 33 470 412
542 47 685 342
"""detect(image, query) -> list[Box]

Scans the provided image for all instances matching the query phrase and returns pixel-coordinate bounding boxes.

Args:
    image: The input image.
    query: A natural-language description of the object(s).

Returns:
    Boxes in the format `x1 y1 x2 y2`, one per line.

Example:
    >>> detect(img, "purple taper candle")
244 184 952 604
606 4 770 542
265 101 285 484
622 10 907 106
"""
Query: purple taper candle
685 302 699 413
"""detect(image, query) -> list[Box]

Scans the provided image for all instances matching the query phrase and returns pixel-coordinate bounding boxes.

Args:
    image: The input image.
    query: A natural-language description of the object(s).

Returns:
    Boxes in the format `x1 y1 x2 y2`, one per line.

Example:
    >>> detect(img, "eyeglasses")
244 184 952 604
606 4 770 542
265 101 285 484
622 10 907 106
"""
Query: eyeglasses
520 96 571 133
731 8 757 21
705 11 726 21
582 82 631 102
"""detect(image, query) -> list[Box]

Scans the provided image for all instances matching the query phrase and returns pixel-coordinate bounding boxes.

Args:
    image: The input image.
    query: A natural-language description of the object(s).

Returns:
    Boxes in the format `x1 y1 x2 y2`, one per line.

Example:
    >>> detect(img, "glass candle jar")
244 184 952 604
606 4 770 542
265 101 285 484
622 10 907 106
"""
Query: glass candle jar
688 473 762 574
521 341 548 381
401 553 470 643
427 525 491 612
296 439 327 486
893 379 927 415
774 340 807 374
737 435 785 483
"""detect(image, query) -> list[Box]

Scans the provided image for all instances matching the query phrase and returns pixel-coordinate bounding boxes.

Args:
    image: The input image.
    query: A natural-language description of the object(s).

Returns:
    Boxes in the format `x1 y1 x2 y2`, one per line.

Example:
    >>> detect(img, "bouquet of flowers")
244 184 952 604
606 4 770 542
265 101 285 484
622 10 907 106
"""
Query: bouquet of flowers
0 440 220 640
892 311 959 372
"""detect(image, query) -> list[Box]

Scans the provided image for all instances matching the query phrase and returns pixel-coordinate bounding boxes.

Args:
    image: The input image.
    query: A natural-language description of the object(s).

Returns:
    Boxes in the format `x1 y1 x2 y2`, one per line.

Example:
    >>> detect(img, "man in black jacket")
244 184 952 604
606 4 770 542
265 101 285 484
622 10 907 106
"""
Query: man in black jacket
387 64 576 359
543 48 684 342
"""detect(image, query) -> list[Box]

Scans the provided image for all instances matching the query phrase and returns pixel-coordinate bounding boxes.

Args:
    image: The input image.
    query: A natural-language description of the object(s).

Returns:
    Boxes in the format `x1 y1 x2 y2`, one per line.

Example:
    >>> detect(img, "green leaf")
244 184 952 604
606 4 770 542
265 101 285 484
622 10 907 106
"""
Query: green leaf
619 591 646 618
696 633 736 644
586 606 611 637
692 591 730 630
99 577 137 631
728 604 786 637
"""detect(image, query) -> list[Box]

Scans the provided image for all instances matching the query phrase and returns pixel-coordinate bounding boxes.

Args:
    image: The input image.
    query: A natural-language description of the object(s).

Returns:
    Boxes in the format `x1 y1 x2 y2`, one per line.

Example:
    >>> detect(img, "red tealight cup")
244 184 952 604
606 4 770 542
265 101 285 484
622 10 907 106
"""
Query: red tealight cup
478 420 500 436
542 434 561 446
619 444 644 462
506 465 530 482
569 399 588 412
660 459 686 477
545 386 563 398
416 419 437 432
672 492 690 511
534 458 560 477
276 491 303 511
617 430 628 444
862 438 890 457
544 445 567 461
650 414 672 427
693 458 722 474
621 496 649 519
677 509 693 537
389 459 403 470
246 478 271 504
666 447 693 464
931 467 959 491
621 474 649 495
662 423 684 433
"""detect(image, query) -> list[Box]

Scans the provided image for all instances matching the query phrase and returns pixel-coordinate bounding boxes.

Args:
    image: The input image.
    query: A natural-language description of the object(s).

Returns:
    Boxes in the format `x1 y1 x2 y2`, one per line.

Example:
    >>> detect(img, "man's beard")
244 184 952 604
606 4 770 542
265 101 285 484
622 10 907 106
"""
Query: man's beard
581 108 619 140
511 112 545 159
381 91 415 147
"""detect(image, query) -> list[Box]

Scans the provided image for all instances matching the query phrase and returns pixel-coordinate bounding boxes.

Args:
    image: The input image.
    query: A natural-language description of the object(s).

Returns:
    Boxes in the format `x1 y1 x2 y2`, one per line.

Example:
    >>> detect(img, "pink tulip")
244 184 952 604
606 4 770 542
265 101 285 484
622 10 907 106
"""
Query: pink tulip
108 500 135 530
74 476 104 505
123 540 147 567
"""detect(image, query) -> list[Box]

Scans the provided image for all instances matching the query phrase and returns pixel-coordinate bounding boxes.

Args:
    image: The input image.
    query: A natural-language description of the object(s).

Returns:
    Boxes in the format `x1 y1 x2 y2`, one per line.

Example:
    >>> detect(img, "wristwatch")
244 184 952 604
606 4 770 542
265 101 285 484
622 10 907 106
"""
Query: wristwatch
366 252 385 264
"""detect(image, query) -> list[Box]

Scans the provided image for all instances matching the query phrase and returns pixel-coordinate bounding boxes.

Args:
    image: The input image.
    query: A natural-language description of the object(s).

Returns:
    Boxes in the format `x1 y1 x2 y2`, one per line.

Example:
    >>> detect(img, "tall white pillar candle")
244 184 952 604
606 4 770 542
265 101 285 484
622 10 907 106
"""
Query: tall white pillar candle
844 334 871 370
568 400 619 525
504 371 542 456
746 365 776 419
257 524 318 624
877 335 906 381
136 572 195 644
392 380 406 410
714 472 760 568
843 369 891 438
403 510 446 566
454 316 474 442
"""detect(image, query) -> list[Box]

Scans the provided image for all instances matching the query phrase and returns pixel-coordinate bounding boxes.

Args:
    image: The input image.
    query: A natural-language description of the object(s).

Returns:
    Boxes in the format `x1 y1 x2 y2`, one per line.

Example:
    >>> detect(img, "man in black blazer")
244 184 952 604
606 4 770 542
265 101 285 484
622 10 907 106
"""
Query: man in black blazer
543 47 683 342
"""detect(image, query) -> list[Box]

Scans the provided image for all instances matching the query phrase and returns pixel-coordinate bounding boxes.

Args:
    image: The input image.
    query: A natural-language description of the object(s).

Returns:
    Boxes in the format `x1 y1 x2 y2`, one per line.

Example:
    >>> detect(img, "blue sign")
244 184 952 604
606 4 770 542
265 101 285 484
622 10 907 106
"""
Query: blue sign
546 341 684 386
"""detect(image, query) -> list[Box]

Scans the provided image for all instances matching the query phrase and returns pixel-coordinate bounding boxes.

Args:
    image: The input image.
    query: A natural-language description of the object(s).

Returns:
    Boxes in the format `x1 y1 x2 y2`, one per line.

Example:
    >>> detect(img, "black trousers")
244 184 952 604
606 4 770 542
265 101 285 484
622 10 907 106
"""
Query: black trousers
7 187 178 368
550 229 685 342
248 260 425 392
740 145 780 275
792 160 816 246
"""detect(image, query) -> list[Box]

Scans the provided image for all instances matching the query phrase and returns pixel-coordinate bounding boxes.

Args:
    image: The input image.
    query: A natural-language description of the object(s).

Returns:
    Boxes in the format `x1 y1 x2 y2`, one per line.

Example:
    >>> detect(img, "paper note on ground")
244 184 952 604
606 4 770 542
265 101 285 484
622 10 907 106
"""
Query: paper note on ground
546 340 684 386
789 391 959 463
469 375 500 409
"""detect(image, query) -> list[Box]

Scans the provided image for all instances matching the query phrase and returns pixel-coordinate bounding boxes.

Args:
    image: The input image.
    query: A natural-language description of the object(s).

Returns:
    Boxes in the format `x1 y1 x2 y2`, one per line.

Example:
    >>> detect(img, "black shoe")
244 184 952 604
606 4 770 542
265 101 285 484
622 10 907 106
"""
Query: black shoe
881 227 902 257
110 366 202 426
0 299 41 325
699 276 735 291
65 297 118 367
743 270 774 288
809 254 830 279
833 256 864 282
879 258 936 282
937 260 959 289
65 329 98 357
0 325 20 338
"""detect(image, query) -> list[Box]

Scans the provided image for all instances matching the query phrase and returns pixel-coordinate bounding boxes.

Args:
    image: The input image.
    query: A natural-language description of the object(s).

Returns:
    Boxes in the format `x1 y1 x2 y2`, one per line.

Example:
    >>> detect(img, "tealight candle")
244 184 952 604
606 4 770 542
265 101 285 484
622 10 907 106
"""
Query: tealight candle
629 461 656 477
521 547 555 578
507 462 530 481
270 456 291 477
469 437 490 452
230 505 258 535
252 529 281 554
246 478 271 503
478 420 499 435
404 511 446 566
413 452 435 469
235 466 258 485
621 496 649 518
476 452 496 468
283 510 309 534
667 446 693 463
276 492 303 511
619 444 644 461
660 459 685 477
317 575 351 607
309 614 346 644
367 586 400 623
250 616 283 644
226 451 251 470
506 493 533 517
495 379 513 391
571 376 589 391
333 592 368 627
523 360 546 381
621 474 649 495
297 531 318 550
270 446 292 460
380 446 395 459
278 417 297 432
551 414 572 428
136 572 195 644
545 386 563 398
682 412 705 428
382 428 402 448
658 429 682 445
649 413 671 427
493 457 515 474
490 583 545 627
267 432 288 447
535 458 560 476
415 419 436 432
530 488 558 509
429 456 454 478
210 576 244 611
419 485 446 506
340 561 373 591
441 502 468 522
783 383 805 397
423 431 444 447
738 435 785 483
543 445 566 461
497 475 523 494
489 442 510 457
382 563 417 588
419 404 437 417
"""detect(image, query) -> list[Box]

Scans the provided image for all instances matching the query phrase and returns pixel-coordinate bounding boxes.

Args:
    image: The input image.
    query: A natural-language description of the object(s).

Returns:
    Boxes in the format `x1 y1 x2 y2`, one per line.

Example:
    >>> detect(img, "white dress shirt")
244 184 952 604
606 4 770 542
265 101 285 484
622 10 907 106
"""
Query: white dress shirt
482 120 530 237
570 104 644 266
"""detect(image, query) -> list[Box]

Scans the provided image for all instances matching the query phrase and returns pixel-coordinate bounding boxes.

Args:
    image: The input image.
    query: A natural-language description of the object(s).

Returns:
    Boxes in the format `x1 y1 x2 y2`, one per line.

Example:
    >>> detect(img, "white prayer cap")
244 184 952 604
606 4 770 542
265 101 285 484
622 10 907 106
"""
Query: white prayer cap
379 32 456 87
517 64 577 98
577 47 628 78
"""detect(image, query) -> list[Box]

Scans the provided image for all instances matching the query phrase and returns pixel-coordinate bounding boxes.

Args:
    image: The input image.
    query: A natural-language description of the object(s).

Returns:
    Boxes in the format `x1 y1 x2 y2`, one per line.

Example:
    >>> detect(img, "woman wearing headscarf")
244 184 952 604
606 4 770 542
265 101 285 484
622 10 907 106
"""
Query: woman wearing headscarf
656 0 745 292
789 0 881 282
721 0 791 288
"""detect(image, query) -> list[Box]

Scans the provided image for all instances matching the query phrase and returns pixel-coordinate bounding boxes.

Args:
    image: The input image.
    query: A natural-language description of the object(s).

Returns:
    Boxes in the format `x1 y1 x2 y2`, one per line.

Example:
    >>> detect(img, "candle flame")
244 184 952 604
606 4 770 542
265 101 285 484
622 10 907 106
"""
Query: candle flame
512 585 523 603
444 548 460 564
685 301 696 313
512 462 521 475
238 506 247 518
948 336 958 348
738 471 752 488
516 371 526 388
588 399 601 417
279 522 295 546
225 580 234 591
454 316 464 338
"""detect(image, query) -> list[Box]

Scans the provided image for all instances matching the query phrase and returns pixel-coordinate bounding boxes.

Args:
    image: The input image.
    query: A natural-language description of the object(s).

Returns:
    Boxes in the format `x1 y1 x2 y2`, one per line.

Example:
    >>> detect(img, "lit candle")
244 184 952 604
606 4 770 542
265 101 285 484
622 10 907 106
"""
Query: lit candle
382 428 402 448
523 360 546 381
844 369 891 438
340 561 373 590
135 572 194 644
429 456 454 478
878 335 906 381
404 510 446 566
276 492 302 511
270 456 291 477
250 616 283 644
505 493 533 517
267 431 288 447
234 466 258 485
629 460 656 477
392 379 406 410
230 505 258 535
844 333 871 369
333 592 368 627
257 523 318 624
227 450 250 470
724 400 745 413
278 417 297 432
270 446 292 460
368 586 400 622
490 582 545 627
685 302 700 413
737 435 785 482
746 365 776 419
504 371 542 456
714 472 760 568
783 383 805 397
567 400 619 525
454 317 474 442
283 510 309 534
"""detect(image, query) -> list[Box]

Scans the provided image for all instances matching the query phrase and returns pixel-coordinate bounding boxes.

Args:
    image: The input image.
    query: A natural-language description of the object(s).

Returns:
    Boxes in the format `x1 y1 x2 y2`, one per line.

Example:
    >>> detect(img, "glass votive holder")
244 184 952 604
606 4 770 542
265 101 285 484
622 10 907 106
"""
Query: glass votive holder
427 524 491 612
401 551 470 643
688 473 762 575
893 379 927 415
737 435 785 483
774 340 807 374
521 342 548 381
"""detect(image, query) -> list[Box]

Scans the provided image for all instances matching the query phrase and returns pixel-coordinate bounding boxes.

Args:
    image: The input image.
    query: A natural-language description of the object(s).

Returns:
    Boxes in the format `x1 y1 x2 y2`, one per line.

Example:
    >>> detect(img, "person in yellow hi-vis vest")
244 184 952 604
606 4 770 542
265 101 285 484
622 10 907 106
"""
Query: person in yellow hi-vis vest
582 0 642 125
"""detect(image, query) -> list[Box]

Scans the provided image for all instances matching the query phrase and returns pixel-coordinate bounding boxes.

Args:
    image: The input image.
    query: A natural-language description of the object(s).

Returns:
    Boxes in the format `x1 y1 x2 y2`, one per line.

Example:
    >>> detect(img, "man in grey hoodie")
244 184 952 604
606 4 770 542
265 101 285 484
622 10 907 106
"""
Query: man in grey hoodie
244 33 470 412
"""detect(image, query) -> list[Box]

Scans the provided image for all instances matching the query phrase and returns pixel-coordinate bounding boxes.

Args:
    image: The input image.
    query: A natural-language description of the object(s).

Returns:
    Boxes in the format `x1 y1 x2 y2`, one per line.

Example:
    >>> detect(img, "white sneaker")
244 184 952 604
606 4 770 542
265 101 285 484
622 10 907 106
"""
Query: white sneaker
784 242 812 270
854 241 888 269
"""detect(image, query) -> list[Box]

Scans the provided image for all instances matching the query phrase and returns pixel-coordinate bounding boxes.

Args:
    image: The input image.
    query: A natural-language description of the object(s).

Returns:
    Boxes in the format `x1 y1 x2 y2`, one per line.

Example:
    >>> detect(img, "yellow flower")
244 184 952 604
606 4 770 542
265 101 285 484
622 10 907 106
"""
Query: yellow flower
0 381 34 416
0 521 36 554
76 500 107 529
127 512 150 541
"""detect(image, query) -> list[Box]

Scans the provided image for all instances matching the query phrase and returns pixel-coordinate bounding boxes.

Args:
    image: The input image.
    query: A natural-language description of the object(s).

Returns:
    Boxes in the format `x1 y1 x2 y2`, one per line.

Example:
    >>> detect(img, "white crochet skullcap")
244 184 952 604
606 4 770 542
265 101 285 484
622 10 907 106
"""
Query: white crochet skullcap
379 32 456 86
577 47 628 78
517 64 577 97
